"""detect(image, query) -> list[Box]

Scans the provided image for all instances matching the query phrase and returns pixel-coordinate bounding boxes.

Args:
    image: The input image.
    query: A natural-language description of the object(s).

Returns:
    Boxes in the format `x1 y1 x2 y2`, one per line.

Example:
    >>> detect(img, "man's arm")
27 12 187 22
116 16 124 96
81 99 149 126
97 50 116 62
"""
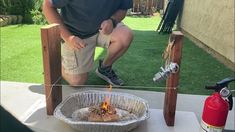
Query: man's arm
100 9 127 35
42 0 85 50
111 10 127 23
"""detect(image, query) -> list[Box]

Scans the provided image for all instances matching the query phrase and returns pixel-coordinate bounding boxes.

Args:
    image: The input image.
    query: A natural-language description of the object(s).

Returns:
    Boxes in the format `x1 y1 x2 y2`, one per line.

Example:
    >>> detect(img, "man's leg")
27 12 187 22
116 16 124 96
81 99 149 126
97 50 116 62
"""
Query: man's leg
62 67 88 86
96 24 133 86
103 25 133 66
61 34 97 86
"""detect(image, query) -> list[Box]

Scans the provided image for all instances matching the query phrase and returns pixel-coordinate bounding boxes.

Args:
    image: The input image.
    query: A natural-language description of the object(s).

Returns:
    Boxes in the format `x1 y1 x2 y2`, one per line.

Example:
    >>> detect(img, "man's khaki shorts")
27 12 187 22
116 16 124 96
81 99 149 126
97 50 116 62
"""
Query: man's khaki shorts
62 23 124 75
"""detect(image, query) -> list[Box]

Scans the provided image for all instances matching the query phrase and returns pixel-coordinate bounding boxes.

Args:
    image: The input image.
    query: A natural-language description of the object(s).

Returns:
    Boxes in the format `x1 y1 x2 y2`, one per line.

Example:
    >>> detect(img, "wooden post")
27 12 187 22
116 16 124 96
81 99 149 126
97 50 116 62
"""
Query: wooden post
41 24 62 115
163 31 184 126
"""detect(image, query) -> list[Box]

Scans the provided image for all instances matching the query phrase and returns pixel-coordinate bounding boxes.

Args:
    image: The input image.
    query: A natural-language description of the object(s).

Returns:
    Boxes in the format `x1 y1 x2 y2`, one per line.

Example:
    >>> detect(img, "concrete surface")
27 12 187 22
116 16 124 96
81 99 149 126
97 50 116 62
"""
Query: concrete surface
1 81 234 131
23 101 200 132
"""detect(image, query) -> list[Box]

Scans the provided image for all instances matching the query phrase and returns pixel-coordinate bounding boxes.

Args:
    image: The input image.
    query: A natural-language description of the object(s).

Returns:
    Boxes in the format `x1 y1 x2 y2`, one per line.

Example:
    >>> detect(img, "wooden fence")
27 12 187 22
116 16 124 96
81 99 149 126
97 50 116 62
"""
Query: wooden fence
132 0 164 15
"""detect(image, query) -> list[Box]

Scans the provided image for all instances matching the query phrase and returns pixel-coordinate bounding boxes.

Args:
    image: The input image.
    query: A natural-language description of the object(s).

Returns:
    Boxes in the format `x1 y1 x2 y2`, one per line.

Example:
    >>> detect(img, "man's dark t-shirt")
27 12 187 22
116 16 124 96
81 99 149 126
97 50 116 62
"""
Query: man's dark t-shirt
51 0 133 39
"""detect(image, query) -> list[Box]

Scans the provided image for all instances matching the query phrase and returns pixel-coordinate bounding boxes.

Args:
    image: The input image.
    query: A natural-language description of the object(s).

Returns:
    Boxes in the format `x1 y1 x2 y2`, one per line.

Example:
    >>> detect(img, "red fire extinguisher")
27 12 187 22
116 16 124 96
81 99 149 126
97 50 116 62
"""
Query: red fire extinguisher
200 77 234 132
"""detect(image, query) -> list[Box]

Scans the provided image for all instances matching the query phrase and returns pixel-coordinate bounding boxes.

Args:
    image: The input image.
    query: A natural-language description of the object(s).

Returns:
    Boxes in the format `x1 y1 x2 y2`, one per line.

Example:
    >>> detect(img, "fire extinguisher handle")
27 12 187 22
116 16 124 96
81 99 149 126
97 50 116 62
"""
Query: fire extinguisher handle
217 78 235 86
205 77 235 92
205 85 217 90
228 94 233 110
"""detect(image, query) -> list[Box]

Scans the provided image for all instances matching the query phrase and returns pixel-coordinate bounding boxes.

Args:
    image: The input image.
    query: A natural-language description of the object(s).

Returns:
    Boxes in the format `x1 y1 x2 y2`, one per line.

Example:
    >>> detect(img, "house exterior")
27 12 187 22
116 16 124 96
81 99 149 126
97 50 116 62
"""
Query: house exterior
177 0 234 70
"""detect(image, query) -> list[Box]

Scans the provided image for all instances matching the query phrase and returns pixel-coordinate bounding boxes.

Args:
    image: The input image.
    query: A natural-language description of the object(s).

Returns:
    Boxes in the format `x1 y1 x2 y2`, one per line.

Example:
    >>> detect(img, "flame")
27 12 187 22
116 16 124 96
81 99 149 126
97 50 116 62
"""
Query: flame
101 84 112 111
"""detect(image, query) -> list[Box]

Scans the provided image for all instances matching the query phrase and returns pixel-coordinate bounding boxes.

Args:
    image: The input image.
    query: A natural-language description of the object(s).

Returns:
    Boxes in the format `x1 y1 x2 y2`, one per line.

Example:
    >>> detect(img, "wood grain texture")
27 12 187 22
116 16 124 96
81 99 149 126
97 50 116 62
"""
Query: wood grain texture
163 31 184 126
41 24 62 115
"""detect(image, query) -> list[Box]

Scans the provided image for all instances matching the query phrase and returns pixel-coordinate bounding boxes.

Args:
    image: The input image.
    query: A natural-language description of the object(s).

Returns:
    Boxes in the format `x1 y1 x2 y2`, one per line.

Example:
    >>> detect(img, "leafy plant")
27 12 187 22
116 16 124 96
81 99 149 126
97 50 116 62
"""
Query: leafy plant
0 0 34 23
0 0 7 14
30 0 47 25
31 9 47 25
33 0 43 10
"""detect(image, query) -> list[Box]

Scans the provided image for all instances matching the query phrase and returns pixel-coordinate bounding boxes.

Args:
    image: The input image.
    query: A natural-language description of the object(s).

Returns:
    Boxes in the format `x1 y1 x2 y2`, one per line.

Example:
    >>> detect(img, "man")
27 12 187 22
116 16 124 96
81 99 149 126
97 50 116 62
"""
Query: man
43 0 133 86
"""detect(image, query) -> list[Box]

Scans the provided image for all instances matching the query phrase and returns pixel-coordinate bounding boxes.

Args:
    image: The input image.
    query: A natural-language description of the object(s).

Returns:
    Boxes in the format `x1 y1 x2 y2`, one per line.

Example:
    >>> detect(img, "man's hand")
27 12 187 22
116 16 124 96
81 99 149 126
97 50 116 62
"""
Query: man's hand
66 35 86 50
100 19 114 35
43 0 85 51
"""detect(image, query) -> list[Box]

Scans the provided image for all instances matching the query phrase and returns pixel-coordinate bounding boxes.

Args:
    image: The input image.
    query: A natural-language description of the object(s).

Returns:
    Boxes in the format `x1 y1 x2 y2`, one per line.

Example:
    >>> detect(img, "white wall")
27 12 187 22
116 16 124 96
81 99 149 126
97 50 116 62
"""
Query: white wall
179 0 234 64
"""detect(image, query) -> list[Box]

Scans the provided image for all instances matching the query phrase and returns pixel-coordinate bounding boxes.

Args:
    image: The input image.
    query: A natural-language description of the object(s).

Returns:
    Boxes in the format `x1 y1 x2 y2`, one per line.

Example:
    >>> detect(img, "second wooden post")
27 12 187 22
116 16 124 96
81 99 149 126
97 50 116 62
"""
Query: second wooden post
163 31 184 126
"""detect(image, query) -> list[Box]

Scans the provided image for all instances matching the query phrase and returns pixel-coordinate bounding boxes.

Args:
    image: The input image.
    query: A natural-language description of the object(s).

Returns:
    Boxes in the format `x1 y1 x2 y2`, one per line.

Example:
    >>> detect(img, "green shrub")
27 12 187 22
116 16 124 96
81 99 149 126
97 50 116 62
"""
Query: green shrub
0 0 34 23
1 0 47 25
33 0 43 10
30 0 47 25
0 0 7 14
23 13 33 23
31 9 47 25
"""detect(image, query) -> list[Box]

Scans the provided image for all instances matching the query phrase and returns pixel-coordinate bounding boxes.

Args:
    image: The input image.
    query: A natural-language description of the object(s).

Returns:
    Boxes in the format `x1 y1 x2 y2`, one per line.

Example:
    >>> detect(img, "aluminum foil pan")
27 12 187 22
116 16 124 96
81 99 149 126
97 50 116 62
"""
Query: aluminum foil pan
54 90 149 132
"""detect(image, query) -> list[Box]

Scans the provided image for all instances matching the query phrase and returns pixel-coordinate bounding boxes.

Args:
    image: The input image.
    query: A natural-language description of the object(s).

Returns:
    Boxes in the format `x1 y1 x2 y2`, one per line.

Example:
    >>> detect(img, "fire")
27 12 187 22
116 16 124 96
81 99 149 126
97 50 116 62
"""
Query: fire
101 84 112 112
88 84 119 122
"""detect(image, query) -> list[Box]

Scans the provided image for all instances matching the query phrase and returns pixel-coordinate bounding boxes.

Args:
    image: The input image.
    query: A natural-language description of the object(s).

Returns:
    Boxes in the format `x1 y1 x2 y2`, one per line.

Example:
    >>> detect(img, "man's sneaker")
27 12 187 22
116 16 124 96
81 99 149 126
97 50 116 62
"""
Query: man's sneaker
96 60 124 86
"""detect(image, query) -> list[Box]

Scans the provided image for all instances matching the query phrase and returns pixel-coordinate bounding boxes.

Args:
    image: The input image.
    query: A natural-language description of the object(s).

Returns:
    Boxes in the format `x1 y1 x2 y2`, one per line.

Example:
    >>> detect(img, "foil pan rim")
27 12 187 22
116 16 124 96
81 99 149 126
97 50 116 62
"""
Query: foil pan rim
54 90 149 126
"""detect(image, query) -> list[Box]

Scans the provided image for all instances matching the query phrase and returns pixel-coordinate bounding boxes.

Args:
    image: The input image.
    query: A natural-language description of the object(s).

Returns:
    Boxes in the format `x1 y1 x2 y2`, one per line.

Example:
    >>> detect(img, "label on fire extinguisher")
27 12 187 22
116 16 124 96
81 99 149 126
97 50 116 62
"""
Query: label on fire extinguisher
200 120 224 132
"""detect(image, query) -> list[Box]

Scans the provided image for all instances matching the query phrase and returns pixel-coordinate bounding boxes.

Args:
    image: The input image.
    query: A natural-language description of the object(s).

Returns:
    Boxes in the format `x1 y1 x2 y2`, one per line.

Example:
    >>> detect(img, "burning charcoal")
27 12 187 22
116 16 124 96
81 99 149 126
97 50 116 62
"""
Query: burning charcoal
102 113 119 122
108 105 117 114
89 106 100 113
87 101 120 122
88 112 103 122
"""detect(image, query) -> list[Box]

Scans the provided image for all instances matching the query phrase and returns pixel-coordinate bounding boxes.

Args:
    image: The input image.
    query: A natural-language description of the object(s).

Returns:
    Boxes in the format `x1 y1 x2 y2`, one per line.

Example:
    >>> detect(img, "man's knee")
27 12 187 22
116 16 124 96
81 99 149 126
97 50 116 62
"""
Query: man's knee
62 71 88 86
66 77 87 86
121 27 133 44
126 27 133 41
112 26 133 46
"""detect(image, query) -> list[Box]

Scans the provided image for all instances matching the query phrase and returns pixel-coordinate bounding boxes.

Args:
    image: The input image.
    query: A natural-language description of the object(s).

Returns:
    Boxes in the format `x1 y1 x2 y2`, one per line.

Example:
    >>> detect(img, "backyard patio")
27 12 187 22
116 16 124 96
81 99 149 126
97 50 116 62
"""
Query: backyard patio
1 15 234 132
1 0 235 131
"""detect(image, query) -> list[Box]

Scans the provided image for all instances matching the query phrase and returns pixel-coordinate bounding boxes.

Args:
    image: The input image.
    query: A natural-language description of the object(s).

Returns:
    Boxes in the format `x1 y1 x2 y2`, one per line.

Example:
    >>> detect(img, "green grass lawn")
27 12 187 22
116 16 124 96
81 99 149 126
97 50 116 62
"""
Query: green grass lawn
1 16 234 95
